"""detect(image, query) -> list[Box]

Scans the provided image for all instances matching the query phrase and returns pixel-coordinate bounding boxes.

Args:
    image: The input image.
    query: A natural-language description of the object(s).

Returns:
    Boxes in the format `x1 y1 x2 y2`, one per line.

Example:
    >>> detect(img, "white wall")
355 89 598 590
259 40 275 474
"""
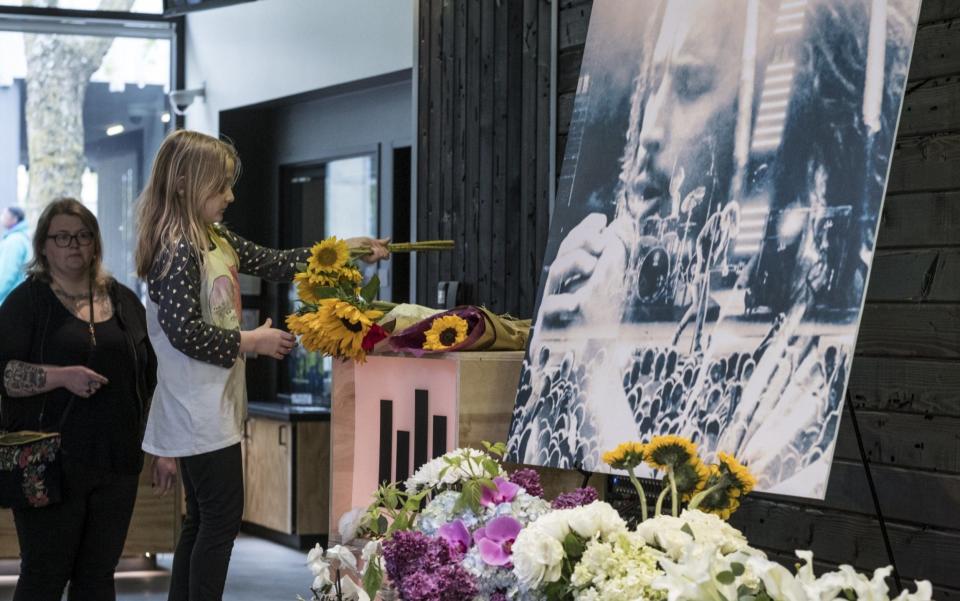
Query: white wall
184 0 414 133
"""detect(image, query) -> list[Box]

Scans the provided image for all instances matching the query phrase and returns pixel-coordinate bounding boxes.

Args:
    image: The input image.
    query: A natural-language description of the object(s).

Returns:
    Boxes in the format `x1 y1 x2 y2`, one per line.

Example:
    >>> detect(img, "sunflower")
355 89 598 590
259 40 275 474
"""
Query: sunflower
287 311 335 355
602 441 646 470
674 456 710 502
688 453 756 520
314 299 384 361
717 451 756 495
295 273 323 304
644 435 699 472
423 315 469 351
308 238 351 273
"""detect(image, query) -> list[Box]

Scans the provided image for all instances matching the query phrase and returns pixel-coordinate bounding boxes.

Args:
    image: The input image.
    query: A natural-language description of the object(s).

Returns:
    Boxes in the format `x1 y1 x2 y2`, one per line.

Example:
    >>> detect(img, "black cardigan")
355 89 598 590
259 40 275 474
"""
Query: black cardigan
0 277 157 474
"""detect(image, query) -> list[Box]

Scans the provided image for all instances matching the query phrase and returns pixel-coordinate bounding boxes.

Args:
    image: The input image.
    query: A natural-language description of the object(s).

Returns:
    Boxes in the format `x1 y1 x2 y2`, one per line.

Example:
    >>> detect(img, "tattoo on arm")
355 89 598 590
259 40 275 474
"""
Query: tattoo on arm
3 361 48 395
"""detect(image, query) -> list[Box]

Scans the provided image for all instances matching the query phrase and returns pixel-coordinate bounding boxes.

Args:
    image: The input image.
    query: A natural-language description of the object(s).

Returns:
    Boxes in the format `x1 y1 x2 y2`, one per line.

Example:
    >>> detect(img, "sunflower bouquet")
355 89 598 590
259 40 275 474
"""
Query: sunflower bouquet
286 237 453 363
602 435 754 522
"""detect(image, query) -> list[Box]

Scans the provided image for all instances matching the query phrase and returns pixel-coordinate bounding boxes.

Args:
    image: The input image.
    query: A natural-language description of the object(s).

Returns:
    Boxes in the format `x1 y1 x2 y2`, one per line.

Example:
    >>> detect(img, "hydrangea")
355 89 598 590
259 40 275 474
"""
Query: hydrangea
416 491 483 536
635 509 750 561
512 502 627 591
416 489 550 537
571 531 665 601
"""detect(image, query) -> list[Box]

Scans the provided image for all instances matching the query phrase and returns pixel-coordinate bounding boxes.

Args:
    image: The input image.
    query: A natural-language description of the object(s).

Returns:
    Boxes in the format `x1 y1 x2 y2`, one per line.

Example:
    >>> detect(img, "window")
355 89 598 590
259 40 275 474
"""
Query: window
280 152 379 405
0 6 175 290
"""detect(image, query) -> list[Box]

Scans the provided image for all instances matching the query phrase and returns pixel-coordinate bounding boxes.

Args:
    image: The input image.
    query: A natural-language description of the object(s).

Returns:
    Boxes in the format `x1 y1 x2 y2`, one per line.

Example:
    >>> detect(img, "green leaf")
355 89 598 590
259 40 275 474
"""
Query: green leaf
376 515 388 535
681 523 696 539
543 580 569 601
482 459 501 477
739 596 757 601
314 286 340 299
454 480 482 514
360 274 381 304
716 571 736 585
731 562 745 577
843 589 857 601
562 533 586 560
362 563 383 600
295 262 308 272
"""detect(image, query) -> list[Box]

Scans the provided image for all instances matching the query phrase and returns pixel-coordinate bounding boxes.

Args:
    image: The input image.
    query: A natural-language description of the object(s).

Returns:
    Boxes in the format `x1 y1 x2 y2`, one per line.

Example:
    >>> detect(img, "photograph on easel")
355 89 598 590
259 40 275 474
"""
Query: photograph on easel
507 0 921 499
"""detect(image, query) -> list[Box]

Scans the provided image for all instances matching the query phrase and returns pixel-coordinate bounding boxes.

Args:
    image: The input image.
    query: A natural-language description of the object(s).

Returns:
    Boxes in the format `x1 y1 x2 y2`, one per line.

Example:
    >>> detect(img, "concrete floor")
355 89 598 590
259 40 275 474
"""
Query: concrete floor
0 534 313 601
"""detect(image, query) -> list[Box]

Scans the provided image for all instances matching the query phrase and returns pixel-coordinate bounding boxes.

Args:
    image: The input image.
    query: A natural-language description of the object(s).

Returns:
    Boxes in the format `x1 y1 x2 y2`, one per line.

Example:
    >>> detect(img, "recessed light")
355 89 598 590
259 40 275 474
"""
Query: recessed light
106 124 125 136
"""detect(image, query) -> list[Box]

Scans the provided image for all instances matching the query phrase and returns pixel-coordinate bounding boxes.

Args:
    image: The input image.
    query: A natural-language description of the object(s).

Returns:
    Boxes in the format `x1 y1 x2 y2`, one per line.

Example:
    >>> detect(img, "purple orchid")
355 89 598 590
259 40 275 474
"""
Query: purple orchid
474 516 523 567
480 477 521 508
438 519 472 554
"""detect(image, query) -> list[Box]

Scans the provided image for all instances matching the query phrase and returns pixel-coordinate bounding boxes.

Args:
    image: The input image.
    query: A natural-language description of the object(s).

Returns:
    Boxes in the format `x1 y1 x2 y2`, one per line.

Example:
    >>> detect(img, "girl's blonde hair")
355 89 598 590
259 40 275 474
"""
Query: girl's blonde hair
135 129 241 278
28 197 109 285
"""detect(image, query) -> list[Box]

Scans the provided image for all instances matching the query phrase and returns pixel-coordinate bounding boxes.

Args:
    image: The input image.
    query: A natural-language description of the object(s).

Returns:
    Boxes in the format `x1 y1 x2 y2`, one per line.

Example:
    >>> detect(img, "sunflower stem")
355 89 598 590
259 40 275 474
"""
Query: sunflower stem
626 466 648 522
668 466 679 517
654 486 670 517
688 481 726 511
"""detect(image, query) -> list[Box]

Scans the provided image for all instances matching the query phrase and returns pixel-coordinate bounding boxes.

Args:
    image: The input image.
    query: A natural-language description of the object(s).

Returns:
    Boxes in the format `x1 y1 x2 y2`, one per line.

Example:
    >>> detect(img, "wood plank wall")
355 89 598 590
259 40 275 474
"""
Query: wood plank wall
553 0 960 597
416 0 552 316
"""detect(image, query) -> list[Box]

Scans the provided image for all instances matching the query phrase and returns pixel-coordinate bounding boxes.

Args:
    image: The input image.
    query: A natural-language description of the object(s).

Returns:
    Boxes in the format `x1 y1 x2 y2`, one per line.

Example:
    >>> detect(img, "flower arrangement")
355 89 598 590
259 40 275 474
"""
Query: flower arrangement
303 439 933 601
286 237 452 363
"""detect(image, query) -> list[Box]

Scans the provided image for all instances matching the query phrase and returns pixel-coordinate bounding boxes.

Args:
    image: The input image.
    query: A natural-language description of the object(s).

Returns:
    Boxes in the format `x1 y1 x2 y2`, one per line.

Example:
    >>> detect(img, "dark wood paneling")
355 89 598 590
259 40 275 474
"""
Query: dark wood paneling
416 0 552 316
856 304 960 359
868 249 960 301
834 409 960 473
730 497 960 588
878 190 960 249
848 356 960 416
900 76 960 137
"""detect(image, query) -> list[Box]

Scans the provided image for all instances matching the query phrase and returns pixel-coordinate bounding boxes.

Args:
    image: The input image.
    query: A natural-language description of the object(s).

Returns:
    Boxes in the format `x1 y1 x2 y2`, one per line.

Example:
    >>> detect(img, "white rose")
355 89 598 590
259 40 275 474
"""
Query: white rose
513 528 565 590
535 510 572 542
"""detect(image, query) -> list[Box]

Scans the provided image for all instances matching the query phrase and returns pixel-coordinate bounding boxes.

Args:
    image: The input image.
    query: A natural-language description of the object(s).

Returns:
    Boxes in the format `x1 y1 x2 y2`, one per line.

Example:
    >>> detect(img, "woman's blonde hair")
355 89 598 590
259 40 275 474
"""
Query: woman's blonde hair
27 197 109 285
135 129 241 278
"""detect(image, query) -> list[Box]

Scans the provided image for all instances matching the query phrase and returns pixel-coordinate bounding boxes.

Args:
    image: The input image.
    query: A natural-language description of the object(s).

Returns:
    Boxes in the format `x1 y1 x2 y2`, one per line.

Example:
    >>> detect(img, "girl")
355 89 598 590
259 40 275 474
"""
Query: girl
135 130 387 601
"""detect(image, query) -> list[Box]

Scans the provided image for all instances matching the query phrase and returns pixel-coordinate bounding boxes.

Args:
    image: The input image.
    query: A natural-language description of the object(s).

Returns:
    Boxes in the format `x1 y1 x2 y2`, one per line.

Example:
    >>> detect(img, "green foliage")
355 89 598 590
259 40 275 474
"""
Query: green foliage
361 559 383 599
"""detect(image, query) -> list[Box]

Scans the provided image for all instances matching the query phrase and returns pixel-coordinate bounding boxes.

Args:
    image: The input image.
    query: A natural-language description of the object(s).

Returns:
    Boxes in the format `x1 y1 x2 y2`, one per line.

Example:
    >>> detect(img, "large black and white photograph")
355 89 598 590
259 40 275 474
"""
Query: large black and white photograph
507 0 921 498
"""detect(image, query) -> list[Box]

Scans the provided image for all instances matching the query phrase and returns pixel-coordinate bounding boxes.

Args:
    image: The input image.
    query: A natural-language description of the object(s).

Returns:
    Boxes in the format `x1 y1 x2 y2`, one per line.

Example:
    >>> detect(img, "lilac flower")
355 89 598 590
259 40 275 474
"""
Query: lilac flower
438 520 472 554
398 571 442 601
474 516 523 567
509 468 544 498
490 592 508 601
480 477 521 508
435 564 478 600
383 530 434 581
551 486 599 509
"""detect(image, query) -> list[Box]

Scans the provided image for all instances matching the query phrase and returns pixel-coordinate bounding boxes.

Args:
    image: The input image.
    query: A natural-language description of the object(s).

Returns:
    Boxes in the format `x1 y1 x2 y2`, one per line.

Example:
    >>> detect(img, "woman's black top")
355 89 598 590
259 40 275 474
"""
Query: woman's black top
0 278 157 475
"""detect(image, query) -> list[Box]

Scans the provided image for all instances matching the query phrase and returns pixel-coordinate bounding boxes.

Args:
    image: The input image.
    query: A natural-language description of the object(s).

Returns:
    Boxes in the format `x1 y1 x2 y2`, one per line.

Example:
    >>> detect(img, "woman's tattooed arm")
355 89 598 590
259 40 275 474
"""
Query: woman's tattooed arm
3 361 51 397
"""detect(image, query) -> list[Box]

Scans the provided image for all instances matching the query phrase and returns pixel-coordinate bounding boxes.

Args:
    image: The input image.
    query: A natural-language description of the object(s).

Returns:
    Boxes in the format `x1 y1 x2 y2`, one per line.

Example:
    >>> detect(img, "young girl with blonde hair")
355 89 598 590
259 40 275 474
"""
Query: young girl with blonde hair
136 130 386 601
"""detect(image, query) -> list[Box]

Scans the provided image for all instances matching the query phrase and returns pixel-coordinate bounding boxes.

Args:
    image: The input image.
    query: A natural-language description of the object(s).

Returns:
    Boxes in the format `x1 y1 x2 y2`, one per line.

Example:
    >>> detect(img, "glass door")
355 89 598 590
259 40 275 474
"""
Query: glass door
280 151 379 405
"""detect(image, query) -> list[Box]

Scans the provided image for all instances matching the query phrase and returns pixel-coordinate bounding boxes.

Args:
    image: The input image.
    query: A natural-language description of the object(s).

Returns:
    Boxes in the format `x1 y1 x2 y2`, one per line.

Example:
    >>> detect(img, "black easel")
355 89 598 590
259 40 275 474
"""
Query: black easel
845 389 902 593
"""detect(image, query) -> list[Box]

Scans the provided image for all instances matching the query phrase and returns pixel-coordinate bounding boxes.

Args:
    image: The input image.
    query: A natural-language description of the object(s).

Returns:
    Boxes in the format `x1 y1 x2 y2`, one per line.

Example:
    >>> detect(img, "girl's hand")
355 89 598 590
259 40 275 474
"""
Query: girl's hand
346 237 391 264
53 365 109 398
151 456 178 496
241 318 297 360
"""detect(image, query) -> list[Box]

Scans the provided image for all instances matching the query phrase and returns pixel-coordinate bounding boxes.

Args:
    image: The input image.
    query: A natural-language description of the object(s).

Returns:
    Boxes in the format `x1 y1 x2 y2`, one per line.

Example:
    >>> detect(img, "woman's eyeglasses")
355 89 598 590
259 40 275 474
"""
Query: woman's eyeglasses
47 231 95 248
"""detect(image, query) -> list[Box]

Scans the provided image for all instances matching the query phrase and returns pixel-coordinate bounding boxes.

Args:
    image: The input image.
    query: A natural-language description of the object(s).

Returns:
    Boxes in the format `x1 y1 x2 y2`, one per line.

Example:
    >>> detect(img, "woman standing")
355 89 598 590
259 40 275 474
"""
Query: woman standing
0 198 157 601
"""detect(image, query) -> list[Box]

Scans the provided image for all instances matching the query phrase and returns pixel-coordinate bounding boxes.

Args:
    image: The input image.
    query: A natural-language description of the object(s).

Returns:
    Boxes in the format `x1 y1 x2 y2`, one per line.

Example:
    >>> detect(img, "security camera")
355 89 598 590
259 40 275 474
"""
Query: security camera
168 84 206 116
